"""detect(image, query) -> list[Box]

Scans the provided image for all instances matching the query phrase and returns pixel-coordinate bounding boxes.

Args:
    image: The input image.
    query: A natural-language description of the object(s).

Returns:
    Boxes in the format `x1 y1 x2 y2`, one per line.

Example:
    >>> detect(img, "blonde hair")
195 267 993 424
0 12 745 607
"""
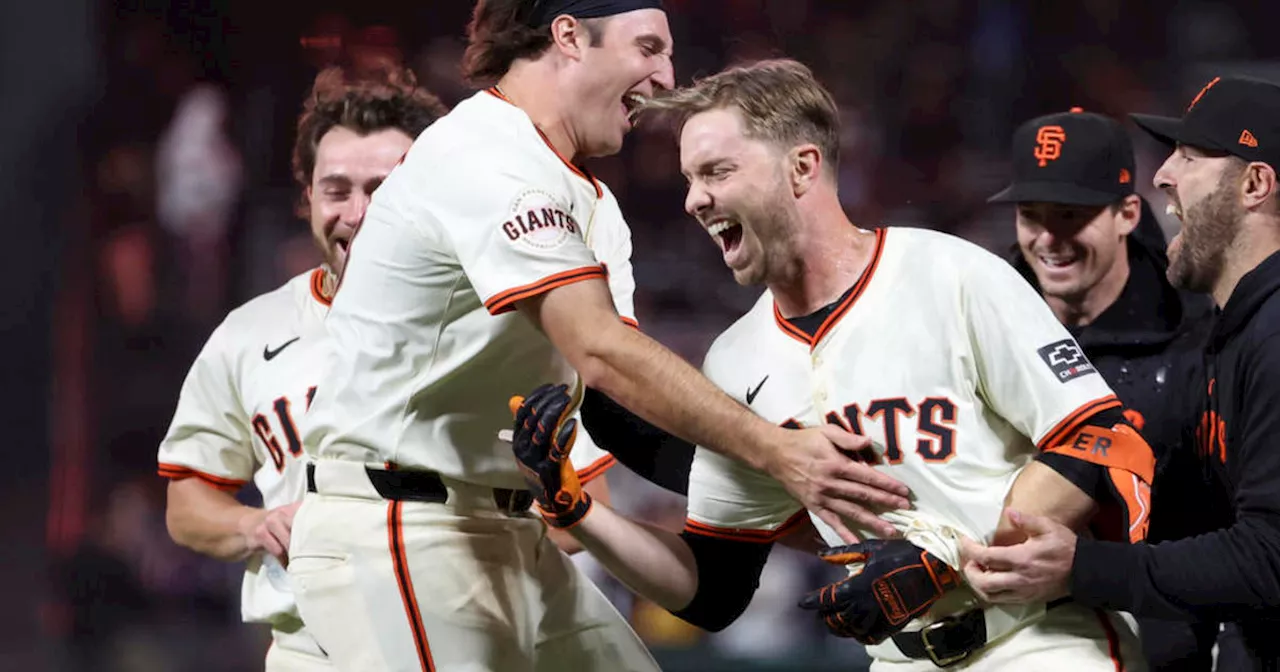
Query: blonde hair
645 58 841 173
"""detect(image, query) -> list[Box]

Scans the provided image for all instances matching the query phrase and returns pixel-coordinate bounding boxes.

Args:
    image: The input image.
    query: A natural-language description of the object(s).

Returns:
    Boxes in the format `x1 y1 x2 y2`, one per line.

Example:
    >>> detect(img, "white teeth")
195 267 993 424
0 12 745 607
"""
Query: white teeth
1166 203 1183 218
624 92 647 108
707 220 739 236
1039 256 1077 268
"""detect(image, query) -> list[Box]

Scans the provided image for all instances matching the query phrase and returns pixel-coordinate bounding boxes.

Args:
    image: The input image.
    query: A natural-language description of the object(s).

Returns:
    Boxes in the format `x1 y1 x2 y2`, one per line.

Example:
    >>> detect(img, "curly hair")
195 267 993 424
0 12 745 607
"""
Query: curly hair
644 59 842 176
292 66 448 211
461 0 605 86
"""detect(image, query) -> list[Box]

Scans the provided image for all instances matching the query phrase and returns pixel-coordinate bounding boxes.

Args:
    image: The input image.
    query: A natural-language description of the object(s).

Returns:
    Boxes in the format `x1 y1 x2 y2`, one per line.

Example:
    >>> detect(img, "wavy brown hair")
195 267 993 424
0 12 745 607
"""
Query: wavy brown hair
292 66 447 214
645 58 842 176
461 0 605 86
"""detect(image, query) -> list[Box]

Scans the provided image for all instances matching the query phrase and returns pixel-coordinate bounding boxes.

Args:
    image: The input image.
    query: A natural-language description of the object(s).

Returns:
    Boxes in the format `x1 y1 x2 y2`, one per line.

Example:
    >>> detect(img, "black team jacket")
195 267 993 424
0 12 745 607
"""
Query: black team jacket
1071 250 1280 658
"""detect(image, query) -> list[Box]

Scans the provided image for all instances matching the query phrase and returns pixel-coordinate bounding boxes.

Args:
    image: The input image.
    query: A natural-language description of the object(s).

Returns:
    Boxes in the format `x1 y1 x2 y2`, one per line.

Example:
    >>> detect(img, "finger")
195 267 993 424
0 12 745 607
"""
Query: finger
551 418 578 461
825 474 912 511
1008 509 1057 537
508 395 525 418
797 586 827 610
813 507 860 544
834 460 916 496
958 536 989 567
822 499 899 539
267 516 293 551
256 528 286 560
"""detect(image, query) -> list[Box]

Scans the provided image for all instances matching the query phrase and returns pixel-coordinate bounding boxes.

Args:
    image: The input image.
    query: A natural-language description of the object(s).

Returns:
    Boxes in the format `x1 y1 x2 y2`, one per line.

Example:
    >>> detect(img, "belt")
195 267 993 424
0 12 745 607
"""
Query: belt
891 596 1074 667
305 462 535 514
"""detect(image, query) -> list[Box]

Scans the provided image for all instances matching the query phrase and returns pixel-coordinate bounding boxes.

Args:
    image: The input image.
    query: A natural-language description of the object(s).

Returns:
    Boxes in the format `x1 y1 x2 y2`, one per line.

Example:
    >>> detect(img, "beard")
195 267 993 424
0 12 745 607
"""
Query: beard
1167 171 1243 293
739 181 803 287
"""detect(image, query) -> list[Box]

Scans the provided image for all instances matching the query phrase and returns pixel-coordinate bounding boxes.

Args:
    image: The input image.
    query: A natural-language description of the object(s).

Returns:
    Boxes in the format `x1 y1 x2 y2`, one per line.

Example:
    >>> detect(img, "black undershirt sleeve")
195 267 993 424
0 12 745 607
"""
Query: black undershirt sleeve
579 387 694 495
670 530 774 632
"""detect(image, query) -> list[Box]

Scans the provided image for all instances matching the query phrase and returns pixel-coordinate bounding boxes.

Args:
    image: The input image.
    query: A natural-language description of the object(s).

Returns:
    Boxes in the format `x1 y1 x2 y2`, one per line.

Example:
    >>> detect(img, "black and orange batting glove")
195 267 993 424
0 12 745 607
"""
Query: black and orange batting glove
798 539 960 645
509 384 591 529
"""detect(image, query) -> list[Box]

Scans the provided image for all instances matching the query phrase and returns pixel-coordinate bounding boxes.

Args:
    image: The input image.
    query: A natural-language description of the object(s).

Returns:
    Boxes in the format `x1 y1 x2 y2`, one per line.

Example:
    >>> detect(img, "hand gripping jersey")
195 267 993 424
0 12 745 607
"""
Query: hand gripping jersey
158 268 333 626
685 227 1125 659
301 88 629 490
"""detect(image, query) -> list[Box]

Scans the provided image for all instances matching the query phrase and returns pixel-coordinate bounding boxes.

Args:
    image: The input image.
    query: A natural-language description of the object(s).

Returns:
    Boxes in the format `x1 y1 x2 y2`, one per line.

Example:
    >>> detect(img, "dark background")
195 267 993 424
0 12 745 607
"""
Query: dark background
5 0 1280 669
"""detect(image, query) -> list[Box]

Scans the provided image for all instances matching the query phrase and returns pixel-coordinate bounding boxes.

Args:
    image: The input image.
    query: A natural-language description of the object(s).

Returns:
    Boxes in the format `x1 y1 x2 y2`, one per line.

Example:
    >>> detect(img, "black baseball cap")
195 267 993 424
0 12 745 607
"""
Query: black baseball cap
1131 75 1280 171
989 108 1136 206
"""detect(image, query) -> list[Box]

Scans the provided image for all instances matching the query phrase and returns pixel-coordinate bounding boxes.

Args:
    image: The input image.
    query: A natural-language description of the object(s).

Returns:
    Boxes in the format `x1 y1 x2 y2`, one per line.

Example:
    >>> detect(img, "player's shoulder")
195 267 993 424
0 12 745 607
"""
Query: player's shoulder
217 269 318 341
882 225 1013 281
410 91 548 172
703 291 775 370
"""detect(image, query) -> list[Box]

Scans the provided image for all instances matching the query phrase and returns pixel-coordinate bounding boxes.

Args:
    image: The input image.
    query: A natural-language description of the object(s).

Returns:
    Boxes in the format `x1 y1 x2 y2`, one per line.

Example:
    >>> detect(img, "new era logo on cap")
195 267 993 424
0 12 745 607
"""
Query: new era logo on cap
1132 75 1280 172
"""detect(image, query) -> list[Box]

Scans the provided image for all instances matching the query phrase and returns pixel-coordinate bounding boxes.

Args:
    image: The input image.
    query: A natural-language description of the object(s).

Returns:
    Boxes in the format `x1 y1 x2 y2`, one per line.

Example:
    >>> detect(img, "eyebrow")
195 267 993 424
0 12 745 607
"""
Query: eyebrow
317 174 352 188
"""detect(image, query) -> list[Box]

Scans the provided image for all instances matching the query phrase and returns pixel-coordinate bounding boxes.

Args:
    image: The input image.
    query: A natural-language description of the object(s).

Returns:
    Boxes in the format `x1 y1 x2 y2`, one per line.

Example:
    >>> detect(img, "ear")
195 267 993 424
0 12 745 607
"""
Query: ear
1115 194 1141 237
1241 161 1278 212
549 15 590 60
790 143 823 197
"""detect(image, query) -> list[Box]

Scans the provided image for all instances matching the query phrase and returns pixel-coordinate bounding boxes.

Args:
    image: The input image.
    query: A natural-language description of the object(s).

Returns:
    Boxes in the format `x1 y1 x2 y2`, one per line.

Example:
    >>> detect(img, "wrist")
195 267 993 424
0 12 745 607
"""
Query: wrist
235 507 267 551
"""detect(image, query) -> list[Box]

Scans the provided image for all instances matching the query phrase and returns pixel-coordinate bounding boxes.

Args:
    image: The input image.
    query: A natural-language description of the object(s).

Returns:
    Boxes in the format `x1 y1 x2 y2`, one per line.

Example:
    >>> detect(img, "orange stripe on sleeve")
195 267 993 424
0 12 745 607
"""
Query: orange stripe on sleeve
683 510 808 544
1036 395 1121 452
620 316 639 329
483 266 606 315
157 463 247 493
575 455 616 485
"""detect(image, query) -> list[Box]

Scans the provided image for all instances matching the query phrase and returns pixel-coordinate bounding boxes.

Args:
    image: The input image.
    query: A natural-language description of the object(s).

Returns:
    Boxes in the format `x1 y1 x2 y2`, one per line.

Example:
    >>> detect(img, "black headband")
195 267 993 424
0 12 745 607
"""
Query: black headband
524 0 664 27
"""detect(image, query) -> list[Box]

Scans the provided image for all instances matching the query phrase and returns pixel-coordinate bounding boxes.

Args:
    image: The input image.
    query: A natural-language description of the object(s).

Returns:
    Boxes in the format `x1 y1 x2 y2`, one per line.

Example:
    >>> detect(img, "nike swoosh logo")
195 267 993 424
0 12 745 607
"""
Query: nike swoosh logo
263 337 301 361
746 375 769 405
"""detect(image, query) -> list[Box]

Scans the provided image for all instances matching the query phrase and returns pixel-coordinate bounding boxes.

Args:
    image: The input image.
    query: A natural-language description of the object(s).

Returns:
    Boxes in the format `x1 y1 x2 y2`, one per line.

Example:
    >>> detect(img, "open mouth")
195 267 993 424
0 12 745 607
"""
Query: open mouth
707 219 744 254
1037 252 1079 271
335 237 350 255
622 92 647 126
1166 202 1184 222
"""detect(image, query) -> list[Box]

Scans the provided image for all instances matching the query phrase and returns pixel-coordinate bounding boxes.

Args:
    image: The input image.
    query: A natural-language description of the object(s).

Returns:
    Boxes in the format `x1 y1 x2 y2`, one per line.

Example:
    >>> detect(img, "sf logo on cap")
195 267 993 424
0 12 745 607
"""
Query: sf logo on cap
1034 125 1067 167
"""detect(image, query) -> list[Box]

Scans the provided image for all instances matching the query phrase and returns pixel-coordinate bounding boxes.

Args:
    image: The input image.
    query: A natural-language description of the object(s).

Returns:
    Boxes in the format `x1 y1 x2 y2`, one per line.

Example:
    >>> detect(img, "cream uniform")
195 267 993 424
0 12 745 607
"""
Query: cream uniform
157 267 335 668
686 228 1145 671
288 88 657 672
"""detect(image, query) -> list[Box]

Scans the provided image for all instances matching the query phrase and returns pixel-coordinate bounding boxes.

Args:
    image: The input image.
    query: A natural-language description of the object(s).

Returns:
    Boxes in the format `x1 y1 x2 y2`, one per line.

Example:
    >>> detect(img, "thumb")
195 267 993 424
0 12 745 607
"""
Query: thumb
1008 509 1055 537
508 395 525 419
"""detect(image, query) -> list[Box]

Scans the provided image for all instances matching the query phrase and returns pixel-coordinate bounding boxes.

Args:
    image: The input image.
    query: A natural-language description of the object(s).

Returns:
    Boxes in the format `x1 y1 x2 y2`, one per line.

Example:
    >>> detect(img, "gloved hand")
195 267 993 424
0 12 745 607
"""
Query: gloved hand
798 538 960 644
509 383 591 529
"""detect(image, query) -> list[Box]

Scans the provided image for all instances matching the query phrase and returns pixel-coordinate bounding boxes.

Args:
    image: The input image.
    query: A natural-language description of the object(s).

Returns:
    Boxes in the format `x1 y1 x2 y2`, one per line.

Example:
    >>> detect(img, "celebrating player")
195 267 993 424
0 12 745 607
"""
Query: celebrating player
962 74 1280 668
157 67 447 669
990 109 1219 671
289 2 907 671
509 59 1156 670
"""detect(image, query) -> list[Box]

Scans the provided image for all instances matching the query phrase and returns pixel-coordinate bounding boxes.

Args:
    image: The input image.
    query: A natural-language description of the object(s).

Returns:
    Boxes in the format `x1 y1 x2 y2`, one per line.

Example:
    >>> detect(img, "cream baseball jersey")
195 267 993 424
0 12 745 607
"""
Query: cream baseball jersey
301 88 629 490
158 268 333 625
685 228 1121 648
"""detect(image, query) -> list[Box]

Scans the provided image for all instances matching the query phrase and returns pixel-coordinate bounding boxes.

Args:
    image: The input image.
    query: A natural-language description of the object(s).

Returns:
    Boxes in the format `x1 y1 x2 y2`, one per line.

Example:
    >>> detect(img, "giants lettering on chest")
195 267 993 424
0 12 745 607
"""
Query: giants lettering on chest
501 206 578 241
251 386 317 471
782 396 959 465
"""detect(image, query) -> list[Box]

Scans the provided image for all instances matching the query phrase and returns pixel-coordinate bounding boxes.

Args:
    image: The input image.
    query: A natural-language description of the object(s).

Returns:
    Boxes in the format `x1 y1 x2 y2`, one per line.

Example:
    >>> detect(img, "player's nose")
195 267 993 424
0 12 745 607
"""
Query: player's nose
651 57 675 93
684 182 711 218
344 192 372 225
1153 154 1176 190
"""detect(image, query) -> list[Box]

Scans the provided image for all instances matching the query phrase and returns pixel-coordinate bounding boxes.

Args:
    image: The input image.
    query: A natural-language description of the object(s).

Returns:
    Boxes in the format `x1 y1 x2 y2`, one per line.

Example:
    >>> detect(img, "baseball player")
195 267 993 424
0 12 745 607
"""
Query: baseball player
157 67 447 669
961 74 1280 668
507 59 1156 671
287 2 910 671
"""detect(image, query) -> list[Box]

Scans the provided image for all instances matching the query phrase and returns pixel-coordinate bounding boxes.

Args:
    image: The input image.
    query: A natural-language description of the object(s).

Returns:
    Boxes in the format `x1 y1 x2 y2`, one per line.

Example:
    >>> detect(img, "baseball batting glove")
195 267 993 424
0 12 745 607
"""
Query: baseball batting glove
798 538 961 644
509 384 591 529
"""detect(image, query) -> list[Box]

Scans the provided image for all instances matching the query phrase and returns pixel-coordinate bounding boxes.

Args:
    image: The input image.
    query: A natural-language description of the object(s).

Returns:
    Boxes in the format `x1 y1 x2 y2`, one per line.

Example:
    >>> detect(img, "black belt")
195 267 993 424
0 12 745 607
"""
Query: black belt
305 462 534 514
892 608 986 668
891 597 1074 667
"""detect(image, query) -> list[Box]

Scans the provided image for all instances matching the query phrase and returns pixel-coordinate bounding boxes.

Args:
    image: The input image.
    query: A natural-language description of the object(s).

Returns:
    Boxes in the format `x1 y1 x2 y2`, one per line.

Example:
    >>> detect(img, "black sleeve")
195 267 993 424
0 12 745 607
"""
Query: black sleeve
1072 335 1280 622
669 530 773 632
579 387 694 495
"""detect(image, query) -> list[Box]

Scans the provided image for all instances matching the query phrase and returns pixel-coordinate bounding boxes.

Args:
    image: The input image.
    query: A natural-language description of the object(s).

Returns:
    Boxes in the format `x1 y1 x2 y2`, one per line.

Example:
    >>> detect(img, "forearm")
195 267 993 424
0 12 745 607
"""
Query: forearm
570 502 699 611
165 478 262 561
995 461 1098 546
568 321 777 471
547 474 612 555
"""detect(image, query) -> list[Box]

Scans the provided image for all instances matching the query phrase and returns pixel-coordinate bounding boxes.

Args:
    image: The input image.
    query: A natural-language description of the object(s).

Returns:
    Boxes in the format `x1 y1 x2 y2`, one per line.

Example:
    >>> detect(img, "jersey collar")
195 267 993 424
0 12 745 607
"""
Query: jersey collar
774 227 887 349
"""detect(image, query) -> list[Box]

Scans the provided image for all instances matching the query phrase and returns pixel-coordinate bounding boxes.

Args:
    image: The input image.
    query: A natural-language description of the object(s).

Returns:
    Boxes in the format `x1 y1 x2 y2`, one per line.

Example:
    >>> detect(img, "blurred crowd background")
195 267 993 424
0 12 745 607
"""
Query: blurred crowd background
4 0 1280 670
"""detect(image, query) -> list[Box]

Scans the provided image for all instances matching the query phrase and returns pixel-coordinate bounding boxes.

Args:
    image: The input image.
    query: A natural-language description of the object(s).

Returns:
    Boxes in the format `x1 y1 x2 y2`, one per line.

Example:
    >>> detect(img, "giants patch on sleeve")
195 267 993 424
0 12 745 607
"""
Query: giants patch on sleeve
500 188 580 250
1037 339 1097 382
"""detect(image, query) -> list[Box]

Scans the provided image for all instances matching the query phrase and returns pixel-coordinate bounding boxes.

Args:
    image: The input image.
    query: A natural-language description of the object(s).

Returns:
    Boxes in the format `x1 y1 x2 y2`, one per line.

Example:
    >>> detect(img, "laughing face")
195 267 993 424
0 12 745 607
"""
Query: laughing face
566 9 674 158
1015 199 1137 302
680 107 801 287
307 126 414 276
1153 145 1244 293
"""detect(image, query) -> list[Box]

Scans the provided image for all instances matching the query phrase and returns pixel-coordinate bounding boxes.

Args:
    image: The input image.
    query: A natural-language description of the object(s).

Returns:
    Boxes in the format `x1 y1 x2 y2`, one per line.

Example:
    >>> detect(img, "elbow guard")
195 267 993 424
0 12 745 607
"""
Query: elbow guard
1037 407 1155 543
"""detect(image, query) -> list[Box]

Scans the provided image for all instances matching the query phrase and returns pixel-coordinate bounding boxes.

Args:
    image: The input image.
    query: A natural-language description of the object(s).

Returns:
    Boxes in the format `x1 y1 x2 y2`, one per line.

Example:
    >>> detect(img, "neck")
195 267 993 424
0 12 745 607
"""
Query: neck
496 64 578 162
771 196 875 318
1044 245 1131 327
1212 217 1280 307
